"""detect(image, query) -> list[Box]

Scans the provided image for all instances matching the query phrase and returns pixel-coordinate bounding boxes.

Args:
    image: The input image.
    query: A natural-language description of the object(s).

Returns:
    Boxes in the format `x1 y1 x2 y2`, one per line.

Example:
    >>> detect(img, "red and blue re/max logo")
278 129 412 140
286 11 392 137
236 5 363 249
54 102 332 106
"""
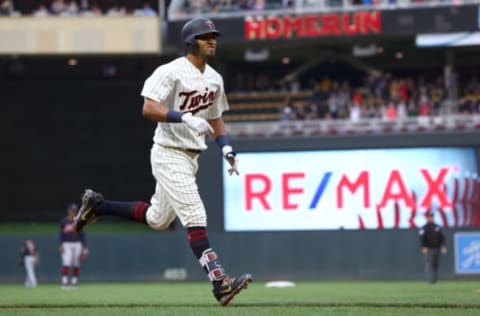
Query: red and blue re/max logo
244 167 452 211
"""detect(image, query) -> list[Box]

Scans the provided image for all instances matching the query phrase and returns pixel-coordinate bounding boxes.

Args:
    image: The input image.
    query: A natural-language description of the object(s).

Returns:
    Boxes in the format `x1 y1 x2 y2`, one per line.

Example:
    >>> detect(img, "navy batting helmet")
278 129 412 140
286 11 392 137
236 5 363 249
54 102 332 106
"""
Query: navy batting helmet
181 17 221 47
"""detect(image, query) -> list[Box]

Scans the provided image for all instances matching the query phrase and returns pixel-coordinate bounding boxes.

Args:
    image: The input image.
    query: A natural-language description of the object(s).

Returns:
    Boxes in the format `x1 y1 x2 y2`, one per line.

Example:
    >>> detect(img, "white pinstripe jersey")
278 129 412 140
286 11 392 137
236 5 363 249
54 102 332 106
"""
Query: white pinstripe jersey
141 57 229 151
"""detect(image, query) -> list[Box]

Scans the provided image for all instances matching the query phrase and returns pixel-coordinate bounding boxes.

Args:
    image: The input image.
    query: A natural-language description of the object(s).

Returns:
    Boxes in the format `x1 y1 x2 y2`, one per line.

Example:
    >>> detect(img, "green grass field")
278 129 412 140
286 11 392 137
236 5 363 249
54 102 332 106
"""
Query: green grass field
0 281 479 315
0 222 153 234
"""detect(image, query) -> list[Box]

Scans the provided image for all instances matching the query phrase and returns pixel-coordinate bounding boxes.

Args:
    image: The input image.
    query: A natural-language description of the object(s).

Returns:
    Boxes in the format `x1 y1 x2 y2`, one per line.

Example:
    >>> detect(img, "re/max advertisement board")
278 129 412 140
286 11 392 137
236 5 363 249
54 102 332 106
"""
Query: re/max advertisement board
223 147 480 231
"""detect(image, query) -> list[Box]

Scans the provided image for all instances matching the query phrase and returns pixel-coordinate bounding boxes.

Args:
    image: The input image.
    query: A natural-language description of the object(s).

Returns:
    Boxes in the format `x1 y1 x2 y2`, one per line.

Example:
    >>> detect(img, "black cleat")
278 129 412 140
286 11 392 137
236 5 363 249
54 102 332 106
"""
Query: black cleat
74 189 103 232
213 273 252 306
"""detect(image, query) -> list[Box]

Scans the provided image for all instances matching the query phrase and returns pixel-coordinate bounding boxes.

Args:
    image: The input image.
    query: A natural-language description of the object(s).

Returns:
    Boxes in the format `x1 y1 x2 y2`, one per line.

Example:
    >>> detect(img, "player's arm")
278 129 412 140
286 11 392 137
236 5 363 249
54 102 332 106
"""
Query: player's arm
142 98 170 122
143 97 213 134
209 117 239 176
208 117 226 139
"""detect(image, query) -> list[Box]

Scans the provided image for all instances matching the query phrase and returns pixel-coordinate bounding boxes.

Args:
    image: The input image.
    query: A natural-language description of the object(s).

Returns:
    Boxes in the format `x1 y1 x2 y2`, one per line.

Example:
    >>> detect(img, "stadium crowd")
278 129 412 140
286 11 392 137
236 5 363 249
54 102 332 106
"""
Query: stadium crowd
167 0 460 19
225 69 480 122
1 0 470 18
0 0 157 16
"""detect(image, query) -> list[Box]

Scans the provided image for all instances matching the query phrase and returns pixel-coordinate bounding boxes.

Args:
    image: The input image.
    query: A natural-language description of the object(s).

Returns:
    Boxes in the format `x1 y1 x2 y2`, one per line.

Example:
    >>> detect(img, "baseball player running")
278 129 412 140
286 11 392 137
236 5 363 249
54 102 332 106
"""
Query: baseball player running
74 16 252 306
60 203 88 289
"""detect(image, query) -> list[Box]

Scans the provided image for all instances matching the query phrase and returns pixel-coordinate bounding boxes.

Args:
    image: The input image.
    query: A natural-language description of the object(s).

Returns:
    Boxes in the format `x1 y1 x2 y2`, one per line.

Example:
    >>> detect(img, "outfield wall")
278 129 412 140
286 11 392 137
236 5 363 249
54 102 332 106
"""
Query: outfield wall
1 229 477 284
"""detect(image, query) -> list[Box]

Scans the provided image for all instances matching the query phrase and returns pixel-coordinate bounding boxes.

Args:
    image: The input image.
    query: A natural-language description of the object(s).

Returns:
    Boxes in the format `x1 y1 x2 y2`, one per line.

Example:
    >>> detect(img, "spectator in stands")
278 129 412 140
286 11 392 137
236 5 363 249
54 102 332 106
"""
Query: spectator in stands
79 0 90 13
280 95 295 121
237 0 252 10
365 97 379 118
88 3 103 16
63 0 79 15
184 0 203 15
417 94 432 126
430 76 446 114
0 0 14 16
293 102 307 120
327 89 342 119
206 0 222 12
33 3 50 17
251 0 266 10
106 2 126 16
135 1 156 16
397 98 407 121
50 0 66 15
397 79 409 102
458 96 479 114
282 0 293 7
407 99 418 117
349 100 362 123
383 101 397 122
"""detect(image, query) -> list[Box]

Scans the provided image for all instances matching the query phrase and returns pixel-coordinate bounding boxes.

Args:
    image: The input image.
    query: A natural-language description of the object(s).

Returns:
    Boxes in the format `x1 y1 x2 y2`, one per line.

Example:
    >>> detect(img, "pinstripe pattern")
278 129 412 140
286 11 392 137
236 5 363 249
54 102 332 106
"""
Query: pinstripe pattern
146 144 207 229
141 56 229 151
141 57 228 229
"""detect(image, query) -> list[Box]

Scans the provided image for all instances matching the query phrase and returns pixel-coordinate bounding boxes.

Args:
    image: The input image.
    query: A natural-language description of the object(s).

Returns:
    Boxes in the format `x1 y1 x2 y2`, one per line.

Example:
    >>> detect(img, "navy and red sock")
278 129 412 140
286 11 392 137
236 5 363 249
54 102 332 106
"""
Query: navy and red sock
95 200 149 224
187 227 225 286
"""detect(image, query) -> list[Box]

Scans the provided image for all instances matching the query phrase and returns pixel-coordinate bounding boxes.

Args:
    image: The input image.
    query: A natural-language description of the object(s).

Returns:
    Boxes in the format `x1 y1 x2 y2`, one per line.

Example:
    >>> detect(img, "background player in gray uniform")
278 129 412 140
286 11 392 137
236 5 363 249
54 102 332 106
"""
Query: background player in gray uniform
19 239 39 288
73 17 251 306
60 203 88 289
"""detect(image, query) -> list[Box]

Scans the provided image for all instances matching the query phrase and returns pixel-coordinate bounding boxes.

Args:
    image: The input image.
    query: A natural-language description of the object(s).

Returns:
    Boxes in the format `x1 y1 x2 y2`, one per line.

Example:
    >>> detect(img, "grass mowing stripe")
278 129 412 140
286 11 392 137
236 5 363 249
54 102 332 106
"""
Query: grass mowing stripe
1 303 480 309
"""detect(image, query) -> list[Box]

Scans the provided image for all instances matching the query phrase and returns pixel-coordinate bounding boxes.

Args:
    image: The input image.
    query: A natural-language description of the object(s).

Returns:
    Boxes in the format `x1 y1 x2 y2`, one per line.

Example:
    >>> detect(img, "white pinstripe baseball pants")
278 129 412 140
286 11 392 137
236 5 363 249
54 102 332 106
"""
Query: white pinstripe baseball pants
146 144 207 230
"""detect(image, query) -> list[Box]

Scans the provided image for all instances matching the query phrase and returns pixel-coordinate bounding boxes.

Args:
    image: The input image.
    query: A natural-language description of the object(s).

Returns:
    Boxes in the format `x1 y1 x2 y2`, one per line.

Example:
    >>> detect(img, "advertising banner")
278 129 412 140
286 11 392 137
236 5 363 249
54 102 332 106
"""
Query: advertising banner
167 5 478 44
223 147 480 231
454 232 480 274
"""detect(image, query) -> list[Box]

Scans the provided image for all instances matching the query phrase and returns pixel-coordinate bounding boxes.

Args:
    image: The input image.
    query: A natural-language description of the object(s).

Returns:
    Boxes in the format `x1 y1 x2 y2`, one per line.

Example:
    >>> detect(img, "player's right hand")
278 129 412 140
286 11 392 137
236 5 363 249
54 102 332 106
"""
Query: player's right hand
181 112 214 135
59 245 64 253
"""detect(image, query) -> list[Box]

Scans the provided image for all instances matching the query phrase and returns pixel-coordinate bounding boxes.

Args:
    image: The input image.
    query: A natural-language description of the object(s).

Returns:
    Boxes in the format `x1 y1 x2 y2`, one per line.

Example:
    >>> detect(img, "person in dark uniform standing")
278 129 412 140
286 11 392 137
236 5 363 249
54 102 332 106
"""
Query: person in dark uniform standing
419 212 447 284
59 203 89 289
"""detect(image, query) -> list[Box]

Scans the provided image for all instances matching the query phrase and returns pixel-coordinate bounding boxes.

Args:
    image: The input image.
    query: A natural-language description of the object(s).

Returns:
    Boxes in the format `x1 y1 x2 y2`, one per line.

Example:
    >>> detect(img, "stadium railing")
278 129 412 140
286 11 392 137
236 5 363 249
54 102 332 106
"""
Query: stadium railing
224 113 480 138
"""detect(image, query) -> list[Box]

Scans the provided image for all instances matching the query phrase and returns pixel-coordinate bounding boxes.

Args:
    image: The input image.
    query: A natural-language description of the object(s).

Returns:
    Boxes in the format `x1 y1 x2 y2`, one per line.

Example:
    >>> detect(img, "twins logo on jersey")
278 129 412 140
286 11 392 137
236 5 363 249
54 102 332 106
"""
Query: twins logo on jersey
63 223 75 233
178 87 217 114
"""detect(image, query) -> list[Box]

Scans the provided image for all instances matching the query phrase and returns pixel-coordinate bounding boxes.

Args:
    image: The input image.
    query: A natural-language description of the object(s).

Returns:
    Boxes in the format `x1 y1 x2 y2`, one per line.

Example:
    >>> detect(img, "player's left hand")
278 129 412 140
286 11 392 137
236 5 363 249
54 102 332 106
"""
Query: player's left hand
222 146 239 176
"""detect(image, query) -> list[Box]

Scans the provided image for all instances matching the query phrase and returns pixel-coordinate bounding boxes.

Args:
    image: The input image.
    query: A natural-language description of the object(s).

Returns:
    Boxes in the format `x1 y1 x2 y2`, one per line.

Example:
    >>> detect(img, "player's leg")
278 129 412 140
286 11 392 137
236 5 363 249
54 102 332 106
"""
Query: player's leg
61 243 73 288
24 256 36 287
145 183 177 230
154 147 252 306
425 249 435 284
70 242 82 287
74 190 151 232
431 249 440 283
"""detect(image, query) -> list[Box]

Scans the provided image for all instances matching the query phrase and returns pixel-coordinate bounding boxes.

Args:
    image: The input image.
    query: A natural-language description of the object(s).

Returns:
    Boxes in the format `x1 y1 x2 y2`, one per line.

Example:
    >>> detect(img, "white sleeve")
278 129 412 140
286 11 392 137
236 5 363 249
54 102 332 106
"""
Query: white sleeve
141 65 174 102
